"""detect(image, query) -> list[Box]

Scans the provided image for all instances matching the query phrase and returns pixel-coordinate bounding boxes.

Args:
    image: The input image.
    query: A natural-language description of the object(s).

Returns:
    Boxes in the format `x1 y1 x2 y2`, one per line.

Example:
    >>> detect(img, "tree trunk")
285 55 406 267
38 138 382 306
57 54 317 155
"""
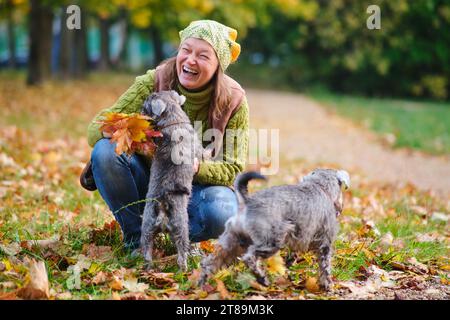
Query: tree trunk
59 8 73 79
99 17 110 71
7 0 16 68
27 0 53 86
73 13 88 78
150 25 164 66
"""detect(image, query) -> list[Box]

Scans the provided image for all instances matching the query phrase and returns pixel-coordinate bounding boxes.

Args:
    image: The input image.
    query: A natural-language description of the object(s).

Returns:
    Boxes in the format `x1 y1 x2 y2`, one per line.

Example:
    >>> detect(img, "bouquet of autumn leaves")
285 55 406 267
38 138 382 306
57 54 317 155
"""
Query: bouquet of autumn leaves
97 112 162 156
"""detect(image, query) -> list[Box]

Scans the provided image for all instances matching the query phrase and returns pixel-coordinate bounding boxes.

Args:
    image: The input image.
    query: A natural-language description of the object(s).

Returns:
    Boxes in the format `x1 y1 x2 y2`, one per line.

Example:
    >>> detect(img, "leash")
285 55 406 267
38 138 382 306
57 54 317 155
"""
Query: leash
157 121 192 131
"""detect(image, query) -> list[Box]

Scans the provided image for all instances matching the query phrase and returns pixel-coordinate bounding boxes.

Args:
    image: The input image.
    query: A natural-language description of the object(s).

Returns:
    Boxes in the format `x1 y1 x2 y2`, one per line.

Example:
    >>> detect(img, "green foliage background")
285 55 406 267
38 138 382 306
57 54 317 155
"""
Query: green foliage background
233 0 450 100
1 0 449 100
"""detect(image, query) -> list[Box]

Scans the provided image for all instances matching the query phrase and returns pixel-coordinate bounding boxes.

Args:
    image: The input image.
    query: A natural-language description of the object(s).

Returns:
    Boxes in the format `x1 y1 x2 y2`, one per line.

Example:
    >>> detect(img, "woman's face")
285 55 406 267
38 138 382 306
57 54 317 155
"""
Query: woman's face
176 37 219 90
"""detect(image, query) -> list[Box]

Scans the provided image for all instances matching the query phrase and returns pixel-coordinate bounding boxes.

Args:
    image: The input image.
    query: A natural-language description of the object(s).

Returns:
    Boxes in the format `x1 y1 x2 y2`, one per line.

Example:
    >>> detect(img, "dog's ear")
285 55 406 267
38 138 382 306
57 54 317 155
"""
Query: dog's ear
178 94 186 106
170 90 186 106
336 170 350 190
151 99 167 117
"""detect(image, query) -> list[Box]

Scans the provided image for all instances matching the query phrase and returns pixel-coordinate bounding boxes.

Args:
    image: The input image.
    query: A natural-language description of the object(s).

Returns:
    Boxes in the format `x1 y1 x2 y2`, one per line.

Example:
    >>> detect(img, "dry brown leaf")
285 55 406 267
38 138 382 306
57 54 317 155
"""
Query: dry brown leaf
55 292 72 300
109 275 124 291
215 279 231 299
122 277 149 293
246 295 267 300
82 244 113 262
119 292 150 300
92 271 108 285
18 259 50 300
20 235 60 251
406 257 429 274
305 277 320 293
188 269 201 285
379 232 394 247
0 291 18 300
141 272 175 289
0 242 21 256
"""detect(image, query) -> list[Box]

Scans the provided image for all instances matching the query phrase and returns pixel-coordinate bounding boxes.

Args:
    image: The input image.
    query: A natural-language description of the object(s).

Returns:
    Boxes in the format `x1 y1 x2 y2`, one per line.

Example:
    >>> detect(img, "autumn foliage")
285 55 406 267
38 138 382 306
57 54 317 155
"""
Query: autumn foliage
97 112 162 156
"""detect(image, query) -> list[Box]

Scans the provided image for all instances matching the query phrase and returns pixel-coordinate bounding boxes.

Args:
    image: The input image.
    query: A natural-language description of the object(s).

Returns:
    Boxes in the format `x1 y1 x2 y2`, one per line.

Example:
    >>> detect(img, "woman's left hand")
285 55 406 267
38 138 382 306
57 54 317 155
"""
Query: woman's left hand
193 157 200 174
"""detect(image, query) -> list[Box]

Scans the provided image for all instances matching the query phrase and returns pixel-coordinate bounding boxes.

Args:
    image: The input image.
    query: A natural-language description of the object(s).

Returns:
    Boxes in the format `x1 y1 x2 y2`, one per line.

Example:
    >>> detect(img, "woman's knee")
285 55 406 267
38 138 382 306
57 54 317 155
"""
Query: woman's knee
91 139 124 171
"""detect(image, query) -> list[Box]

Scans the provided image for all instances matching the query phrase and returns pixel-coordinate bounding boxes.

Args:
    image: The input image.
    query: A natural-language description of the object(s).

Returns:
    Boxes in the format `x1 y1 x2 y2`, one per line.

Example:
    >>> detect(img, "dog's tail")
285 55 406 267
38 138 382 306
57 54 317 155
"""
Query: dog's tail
234 171 267 209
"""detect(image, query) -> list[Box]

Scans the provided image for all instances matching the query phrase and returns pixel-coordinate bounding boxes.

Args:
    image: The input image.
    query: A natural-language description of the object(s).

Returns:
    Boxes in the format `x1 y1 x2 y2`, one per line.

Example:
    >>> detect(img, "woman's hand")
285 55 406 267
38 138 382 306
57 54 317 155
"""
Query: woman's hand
193 157 200 174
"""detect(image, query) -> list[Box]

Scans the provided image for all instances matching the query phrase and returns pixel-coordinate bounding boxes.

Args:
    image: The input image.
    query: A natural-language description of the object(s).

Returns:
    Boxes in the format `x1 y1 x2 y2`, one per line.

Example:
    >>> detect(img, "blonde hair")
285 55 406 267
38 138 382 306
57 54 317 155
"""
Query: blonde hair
155 56 232 126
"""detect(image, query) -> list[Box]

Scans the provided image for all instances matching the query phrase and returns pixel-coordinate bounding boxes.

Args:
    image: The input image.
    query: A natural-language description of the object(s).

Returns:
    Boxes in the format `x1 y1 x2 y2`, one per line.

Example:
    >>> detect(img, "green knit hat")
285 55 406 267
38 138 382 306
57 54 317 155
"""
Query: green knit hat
179 20 241 72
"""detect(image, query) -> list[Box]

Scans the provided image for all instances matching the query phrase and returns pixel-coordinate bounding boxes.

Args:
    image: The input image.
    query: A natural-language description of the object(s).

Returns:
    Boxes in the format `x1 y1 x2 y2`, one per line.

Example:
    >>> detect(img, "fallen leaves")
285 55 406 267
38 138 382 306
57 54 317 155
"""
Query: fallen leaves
1 77 448 301
97 112 161 156
266 252 287 276
82 244 113 262
140 272 176 289
215 279 231 299
17 259 50 300
0 242 21 256
305 277 320 293
20 235 60 251
122 277 149 293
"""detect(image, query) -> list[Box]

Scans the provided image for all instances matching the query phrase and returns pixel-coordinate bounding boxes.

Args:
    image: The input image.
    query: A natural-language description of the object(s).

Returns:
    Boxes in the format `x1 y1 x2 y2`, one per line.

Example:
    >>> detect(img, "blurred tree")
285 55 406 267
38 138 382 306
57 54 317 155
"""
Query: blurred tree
27 0 54 85
0 0 28 68
6 0 16 67
123 0 270 66
238 0 450 100
57 0 89 79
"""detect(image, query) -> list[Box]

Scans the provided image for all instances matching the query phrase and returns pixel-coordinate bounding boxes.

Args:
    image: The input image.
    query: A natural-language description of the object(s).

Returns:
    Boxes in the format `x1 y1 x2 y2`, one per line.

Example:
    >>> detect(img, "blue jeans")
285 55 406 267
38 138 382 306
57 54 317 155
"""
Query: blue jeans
91 139 238 249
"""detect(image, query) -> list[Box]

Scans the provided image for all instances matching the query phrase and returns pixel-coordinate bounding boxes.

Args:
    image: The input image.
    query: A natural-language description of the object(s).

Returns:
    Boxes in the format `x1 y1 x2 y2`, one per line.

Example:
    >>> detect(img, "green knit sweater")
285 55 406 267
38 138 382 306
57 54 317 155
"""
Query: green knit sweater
87 69 249 186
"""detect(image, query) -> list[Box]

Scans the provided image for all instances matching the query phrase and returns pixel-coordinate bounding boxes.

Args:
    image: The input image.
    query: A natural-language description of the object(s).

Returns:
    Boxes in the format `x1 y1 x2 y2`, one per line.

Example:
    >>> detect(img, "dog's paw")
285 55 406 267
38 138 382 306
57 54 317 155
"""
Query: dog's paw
318 279 333 291
143 260 154 272
256 276 270 287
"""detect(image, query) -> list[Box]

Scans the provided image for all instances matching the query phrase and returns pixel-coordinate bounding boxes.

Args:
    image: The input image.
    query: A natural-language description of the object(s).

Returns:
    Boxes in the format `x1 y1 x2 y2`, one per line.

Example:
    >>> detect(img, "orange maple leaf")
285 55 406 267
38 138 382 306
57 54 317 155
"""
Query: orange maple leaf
97 113 161 156
199 240 215 253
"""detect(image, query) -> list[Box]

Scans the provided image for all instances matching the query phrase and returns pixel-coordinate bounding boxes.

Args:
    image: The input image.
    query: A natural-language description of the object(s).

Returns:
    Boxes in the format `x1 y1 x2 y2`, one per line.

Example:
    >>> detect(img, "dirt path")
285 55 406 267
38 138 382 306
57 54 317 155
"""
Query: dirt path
247 89 450 198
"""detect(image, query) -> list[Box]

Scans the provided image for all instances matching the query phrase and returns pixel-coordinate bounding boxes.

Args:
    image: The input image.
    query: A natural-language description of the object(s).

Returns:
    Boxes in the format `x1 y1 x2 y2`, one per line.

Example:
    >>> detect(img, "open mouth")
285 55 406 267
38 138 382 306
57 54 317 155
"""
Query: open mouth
182 65 199 76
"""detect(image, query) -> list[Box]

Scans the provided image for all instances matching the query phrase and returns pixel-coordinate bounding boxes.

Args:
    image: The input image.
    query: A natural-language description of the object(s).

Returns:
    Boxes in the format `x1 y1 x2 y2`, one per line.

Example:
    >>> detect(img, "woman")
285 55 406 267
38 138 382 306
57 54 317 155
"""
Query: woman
82 20 249 250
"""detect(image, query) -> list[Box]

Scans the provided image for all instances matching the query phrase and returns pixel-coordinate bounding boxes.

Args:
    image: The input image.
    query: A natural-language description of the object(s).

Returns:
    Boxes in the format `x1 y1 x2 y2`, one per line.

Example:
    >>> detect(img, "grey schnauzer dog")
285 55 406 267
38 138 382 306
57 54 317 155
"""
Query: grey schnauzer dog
199 169 350 290
140 90 205 271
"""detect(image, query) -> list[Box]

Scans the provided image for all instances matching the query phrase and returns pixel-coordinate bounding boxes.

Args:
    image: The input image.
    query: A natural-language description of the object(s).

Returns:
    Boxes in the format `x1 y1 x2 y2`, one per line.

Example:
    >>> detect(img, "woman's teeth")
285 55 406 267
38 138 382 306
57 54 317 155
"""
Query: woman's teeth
183 66 198 75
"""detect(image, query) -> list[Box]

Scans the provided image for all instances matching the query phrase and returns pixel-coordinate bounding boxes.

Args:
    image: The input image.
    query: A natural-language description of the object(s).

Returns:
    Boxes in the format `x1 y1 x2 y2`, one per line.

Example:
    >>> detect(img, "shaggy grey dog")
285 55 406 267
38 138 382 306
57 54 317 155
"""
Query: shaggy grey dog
140 90 204 271
199 169 350 290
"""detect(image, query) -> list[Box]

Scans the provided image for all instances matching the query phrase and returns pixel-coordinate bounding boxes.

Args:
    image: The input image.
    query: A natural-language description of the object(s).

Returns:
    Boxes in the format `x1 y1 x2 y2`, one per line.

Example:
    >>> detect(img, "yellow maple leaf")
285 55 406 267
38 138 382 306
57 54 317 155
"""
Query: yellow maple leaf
97 113 158 156
127 117 150 142
266 252 286 276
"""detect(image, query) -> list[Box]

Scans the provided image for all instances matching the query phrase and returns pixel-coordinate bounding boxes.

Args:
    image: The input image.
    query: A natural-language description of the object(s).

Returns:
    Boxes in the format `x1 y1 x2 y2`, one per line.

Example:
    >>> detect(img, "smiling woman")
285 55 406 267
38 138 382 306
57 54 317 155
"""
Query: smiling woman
177 38 219 90
83 20 250 251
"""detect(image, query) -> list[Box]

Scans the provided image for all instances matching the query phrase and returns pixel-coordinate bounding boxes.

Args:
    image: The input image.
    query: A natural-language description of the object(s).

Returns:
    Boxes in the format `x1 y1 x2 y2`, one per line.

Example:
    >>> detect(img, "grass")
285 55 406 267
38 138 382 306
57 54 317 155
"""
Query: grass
0 72 448 299
307 89 450 155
